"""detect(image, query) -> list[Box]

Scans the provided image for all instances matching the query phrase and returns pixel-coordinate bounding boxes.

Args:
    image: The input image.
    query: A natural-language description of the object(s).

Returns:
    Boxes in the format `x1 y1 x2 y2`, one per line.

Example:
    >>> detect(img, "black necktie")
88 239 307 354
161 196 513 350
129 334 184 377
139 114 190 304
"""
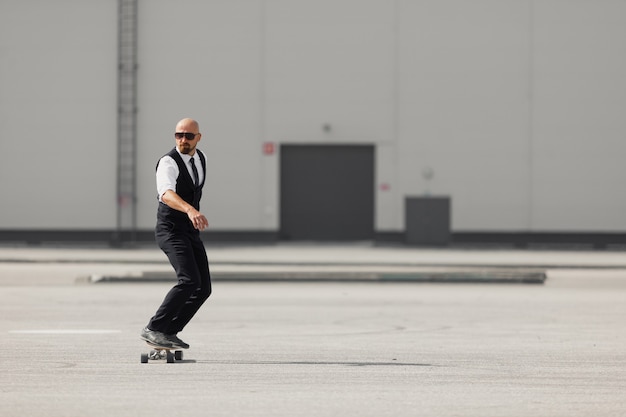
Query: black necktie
190 157 199 186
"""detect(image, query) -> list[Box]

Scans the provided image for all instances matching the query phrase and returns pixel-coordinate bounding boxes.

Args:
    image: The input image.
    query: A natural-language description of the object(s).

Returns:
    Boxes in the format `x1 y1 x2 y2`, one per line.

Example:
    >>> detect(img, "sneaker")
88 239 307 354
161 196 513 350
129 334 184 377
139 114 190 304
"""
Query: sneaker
140 327 174 348
167 334 190 349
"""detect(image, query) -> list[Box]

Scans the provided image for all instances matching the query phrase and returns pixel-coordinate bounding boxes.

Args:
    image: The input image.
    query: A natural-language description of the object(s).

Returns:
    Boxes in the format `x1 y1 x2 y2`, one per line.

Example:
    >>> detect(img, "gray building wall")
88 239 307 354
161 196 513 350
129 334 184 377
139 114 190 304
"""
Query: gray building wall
0 0 118 230
1 0 625 240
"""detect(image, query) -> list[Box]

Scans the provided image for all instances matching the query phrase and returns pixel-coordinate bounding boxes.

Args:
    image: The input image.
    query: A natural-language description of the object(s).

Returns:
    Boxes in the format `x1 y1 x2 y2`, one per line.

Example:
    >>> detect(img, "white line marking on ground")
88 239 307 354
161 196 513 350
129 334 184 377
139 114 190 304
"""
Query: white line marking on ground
9 329 122 335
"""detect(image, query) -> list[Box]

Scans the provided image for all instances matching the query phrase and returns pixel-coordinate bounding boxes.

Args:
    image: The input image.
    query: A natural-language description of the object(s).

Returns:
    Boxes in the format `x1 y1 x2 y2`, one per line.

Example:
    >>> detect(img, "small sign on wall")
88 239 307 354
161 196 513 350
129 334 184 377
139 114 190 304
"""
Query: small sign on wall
263 142 275 155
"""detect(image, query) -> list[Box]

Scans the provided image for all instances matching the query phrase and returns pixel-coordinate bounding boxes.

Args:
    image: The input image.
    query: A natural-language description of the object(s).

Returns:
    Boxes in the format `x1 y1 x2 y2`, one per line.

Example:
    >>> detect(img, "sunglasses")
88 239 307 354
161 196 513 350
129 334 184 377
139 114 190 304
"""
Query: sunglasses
175 132 199 140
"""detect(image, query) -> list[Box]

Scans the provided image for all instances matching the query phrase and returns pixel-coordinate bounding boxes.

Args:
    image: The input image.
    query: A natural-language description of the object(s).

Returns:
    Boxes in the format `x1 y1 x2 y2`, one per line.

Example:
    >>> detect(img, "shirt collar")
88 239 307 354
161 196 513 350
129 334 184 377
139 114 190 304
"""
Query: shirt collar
175 148 198 162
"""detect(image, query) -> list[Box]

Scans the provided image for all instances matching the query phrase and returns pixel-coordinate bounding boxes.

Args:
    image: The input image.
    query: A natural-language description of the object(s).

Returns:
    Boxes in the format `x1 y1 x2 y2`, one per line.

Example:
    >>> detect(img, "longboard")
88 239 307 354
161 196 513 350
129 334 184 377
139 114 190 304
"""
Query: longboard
140 341 184 363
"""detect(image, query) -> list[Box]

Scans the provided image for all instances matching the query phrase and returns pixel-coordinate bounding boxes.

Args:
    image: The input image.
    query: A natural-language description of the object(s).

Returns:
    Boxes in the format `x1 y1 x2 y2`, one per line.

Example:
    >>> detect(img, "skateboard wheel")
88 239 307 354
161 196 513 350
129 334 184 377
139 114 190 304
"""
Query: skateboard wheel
166 351 175 363
175 350 183 361
140 353 149 363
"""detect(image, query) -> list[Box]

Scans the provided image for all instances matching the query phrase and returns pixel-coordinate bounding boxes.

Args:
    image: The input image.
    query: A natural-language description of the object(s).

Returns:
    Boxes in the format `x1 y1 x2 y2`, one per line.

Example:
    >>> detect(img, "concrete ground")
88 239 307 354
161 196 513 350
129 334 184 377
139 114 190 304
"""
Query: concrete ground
0 243 625 416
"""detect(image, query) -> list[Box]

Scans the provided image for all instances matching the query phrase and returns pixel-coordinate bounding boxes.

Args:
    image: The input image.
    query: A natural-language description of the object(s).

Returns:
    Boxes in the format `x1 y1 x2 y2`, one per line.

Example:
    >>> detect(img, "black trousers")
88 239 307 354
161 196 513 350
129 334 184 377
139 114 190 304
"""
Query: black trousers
148 220 212 334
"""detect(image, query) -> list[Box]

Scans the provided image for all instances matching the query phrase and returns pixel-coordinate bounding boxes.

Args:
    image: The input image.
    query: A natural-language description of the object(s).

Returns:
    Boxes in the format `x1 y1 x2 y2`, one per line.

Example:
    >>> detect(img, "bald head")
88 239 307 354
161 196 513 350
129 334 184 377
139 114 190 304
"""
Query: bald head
176 118 199 132
174 118 201 155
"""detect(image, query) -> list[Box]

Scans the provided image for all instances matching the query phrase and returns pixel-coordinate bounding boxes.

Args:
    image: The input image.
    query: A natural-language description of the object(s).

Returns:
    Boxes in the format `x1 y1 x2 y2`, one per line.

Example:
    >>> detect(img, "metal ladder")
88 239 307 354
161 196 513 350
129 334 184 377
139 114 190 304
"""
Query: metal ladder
116 0 138 243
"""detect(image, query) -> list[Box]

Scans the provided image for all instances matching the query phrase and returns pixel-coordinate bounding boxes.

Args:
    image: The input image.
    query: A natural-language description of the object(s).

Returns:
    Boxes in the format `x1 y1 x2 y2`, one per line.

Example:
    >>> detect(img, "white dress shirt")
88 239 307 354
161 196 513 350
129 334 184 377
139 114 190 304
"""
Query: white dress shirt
156 149 205 202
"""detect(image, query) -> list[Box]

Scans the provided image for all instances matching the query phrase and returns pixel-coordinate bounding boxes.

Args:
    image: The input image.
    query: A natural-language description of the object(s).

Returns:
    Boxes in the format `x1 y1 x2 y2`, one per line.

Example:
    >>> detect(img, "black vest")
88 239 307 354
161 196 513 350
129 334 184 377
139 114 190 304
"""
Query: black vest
156 148 206 223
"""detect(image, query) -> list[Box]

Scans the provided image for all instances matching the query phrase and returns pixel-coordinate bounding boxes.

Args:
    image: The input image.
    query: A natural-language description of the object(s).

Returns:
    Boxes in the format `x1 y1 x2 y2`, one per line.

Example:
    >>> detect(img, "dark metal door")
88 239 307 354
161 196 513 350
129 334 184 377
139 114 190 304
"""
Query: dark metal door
280 145 374 241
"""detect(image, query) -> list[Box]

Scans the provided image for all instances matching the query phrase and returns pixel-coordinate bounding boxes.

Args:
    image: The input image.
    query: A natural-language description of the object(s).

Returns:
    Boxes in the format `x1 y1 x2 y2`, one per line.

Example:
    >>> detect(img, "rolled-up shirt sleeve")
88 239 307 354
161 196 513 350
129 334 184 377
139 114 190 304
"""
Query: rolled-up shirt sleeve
156 156 179 202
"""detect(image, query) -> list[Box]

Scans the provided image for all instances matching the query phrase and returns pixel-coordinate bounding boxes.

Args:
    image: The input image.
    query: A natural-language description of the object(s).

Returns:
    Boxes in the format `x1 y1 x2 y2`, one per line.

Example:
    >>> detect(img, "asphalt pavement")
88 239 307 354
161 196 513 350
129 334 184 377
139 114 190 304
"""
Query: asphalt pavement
2 242 626 285
1 243 625 416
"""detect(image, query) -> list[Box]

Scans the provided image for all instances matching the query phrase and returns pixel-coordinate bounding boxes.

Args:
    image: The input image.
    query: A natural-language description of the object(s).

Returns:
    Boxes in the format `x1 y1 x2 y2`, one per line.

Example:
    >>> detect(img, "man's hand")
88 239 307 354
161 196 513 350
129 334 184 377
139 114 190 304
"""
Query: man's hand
187 208 209 231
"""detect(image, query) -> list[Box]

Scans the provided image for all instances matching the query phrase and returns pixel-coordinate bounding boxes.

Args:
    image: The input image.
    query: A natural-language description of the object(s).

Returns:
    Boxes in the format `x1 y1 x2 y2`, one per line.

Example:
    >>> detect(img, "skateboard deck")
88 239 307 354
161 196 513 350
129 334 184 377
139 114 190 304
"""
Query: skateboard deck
140 341 184 363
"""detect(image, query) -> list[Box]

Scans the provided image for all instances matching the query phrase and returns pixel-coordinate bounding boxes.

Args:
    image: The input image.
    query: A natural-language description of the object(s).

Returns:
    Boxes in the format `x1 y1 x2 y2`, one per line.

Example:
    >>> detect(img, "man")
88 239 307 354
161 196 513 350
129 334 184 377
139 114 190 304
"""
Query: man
140 118 212 349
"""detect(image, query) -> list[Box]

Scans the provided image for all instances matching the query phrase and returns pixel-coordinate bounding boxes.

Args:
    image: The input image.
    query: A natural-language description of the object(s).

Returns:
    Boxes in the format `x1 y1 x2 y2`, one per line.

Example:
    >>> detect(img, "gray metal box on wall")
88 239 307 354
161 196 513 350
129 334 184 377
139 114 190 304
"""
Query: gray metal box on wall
405 197 450 246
